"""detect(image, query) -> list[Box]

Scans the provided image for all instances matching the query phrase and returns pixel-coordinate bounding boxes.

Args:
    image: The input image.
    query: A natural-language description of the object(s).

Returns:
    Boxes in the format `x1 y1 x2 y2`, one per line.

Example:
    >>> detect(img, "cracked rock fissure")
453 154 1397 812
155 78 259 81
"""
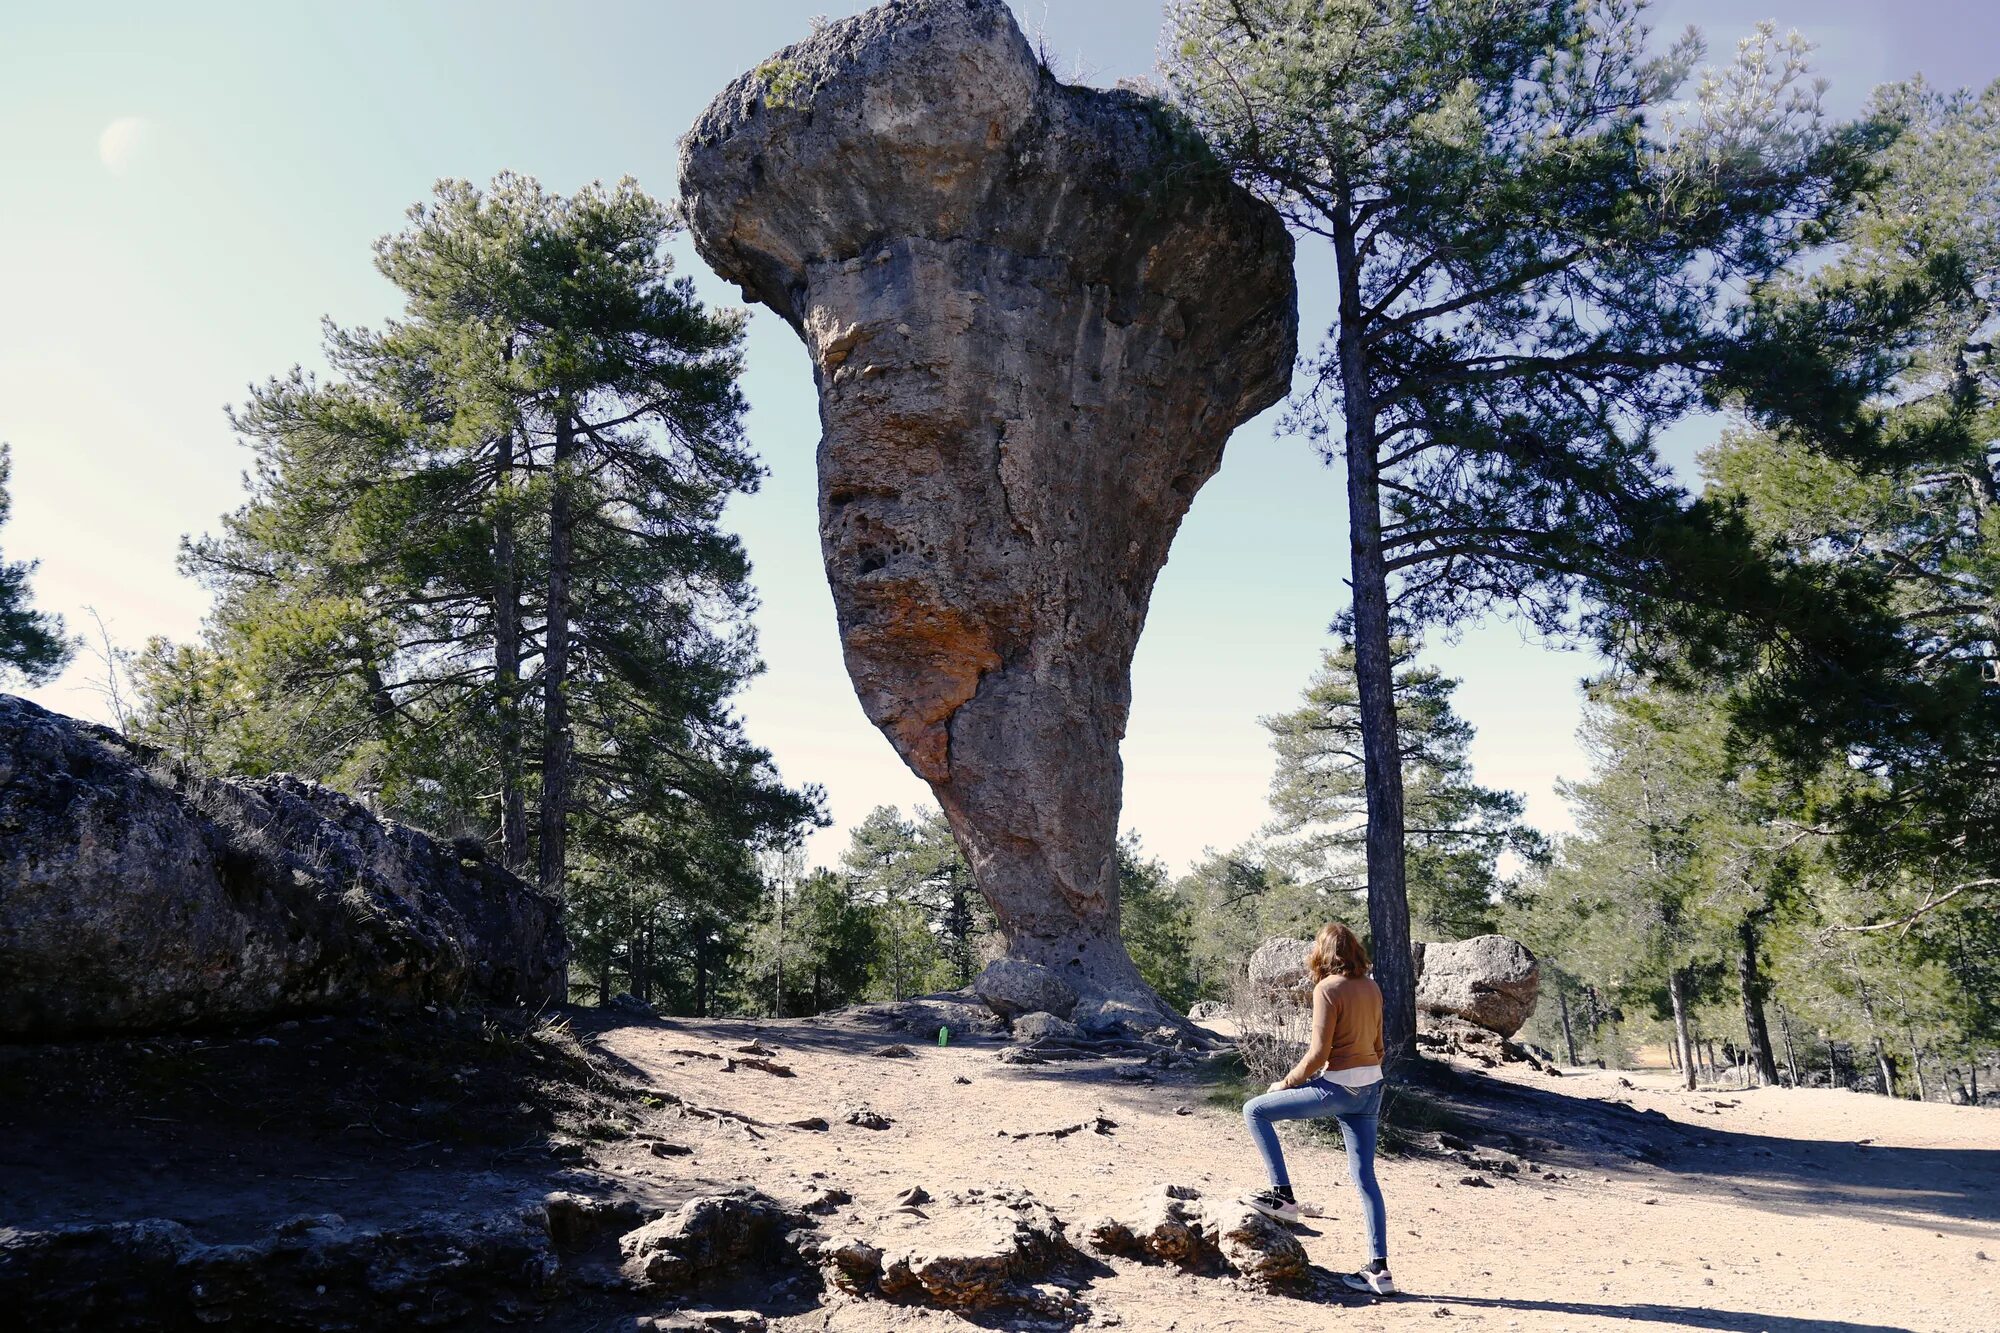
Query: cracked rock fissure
680 0 1296 1025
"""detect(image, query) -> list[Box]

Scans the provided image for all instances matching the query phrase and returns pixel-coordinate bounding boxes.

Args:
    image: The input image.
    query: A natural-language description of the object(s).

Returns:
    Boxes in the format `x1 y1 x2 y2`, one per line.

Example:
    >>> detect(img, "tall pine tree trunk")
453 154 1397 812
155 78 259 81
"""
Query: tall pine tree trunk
1899 1001 1926 1102
539 405 575 900
1557 980 1579 1066
695 934 710 1018
773 883 786 1019
1873 1041 1897 1097
1775 1000 1801 1087
1668 966 1697 1091
493 416 528 872
1858 980 1896 1096
1333 200 1415 1065
1736 915 1780 1085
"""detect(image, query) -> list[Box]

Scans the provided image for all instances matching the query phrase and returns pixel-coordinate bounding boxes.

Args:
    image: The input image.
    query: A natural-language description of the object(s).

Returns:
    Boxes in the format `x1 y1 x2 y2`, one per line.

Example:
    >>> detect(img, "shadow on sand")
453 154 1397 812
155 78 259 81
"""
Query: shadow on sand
1397 1061 2000 1237
1399 1293 1917 1332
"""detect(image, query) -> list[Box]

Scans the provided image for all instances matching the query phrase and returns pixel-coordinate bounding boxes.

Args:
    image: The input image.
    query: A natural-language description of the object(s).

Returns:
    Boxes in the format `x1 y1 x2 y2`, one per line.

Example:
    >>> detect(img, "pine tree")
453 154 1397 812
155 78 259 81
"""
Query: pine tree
1169 847 1327 1003
787 868 881 1015
1116 834 1197 1010
838 804 992 1000
841 806 938 1001
1263 639 1542 939
1713 78 2000 924
0 444 71 683
154 176 819 1007
1166 0 1876 1060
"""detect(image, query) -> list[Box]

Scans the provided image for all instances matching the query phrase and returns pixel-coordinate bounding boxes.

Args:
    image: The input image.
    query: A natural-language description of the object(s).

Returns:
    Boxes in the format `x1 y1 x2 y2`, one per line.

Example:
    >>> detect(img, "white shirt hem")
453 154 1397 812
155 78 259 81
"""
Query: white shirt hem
1320 1063 1384 1088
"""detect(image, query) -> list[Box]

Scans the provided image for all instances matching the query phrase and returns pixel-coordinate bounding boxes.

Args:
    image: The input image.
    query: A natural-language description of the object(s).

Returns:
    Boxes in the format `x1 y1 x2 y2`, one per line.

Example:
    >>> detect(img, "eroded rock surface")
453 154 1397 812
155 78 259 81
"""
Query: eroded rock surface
1415 935 1541 1038
1085 1184 1307 1291
838 988 1006 1043
679 0 1296 1022
1011 1010 1084 1046
0 694 565 1036
976 959 1078 1021
818 1185 1083 1313
618 1191 796 1291
0 1210 562 1330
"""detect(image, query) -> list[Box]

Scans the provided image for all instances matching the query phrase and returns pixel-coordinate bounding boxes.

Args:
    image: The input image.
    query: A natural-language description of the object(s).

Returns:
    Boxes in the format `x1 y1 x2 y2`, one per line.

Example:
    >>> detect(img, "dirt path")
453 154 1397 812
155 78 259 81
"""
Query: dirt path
583 1012 2000 1333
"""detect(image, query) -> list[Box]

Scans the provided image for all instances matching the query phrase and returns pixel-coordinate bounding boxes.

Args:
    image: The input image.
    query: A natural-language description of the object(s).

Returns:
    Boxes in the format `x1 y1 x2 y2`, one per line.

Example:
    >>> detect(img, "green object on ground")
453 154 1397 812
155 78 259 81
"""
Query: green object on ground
938 1026 949 1047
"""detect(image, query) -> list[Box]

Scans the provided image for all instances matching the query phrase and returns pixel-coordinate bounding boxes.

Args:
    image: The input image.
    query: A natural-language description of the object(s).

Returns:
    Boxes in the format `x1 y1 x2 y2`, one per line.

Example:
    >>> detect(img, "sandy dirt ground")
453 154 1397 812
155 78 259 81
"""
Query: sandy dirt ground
578 1011 2000 1333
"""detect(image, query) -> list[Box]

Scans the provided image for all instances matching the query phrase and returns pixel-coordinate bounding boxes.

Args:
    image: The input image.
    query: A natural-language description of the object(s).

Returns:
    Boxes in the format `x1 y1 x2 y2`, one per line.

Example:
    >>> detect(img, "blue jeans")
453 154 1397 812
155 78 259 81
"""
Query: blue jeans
1243 1077 1387 1261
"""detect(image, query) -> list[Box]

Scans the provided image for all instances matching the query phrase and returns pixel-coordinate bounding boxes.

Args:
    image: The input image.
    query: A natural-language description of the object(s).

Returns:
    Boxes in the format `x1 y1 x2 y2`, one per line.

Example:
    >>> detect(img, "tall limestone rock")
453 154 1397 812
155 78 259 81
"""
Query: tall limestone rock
679 0 1296 1027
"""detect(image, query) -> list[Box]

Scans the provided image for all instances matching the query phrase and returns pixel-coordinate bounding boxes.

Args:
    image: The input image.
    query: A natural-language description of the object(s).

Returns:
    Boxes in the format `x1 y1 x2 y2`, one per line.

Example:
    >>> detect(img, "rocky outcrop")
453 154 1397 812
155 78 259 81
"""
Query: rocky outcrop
619 1192 796 1290
1011 1010 1083 1045
1085 1184 1307 1291
1414 935 1541 1038
811 1185 1083 1314
0 694 565 1036
843 989 1006 1038
679 0 1296 1027
1216 1207 1310 1289
0 1210 562 1331
0 1191 807 1330
1086 1184 1222 1273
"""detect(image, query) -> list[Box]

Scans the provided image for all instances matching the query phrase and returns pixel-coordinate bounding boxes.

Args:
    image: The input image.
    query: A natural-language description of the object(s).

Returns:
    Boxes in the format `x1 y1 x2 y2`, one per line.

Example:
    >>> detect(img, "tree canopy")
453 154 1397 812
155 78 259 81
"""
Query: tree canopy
0 444 70 684
1164 0 1880 1059
135 175 821 1009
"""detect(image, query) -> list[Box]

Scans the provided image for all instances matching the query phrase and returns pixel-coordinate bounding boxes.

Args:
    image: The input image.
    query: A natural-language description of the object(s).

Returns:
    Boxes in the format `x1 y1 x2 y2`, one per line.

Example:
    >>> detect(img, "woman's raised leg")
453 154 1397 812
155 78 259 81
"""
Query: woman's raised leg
1241 1082 1334 1188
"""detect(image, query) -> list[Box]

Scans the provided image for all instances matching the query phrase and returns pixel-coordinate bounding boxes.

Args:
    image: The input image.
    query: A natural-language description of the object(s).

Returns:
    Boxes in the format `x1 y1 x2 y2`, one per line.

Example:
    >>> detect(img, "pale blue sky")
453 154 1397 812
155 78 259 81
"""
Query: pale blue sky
2 2 1992 874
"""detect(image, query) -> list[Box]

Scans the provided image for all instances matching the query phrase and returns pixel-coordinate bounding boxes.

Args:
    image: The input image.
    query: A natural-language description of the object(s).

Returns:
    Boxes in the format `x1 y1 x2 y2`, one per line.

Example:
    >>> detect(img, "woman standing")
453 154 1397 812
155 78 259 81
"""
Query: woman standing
1240 922 1394 1295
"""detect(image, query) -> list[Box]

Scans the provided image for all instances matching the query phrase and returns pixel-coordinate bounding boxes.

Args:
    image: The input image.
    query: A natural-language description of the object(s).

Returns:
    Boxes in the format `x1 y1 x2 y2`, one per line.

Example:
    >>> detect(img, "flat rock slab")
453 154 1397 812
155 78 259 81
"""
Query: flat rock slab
819 1185 1084 1313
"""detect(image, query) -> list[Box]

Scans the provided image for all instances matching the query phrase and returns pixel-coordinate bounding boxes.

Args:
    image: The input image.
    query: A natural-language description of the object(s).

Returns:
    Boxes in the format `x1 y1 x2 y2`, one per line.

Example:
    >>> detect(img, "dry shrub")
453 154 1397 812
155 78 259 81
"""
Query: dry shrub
1226 967 1310 1087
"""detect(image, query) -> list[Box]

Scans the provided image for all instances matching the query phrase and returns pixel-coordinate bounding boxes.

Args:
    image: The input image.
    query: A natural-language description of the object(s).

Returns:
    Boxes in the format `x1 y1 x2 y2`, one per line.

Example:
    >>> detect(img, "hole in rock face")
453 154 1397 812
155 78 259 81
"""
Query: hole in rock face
827 485 898 509
856 551 888 575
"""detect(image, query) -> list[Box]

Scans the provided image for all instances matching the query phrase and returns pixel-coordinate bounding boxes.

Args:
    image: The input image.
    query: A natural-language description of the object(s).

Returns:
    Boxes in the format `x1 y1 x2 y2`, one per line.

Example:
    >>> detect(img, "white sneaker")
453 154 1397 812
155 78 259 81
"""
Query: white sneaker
1242 1188 1300 1223
1337 1267 1396 1295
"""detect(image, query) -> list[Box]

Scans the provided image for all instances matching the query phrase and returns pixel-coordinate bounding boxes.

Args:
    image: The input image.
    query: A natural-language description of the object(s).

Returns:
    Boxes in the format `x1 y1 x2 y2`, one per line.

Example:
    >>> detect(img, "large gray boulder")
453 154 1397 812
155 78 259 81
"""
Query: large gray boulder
974 959 1078 1021
1011 1010 1083 1046
679 0 1295 1030
1414 934 1540 1038
1246 937 1312 996
0 694 565 1037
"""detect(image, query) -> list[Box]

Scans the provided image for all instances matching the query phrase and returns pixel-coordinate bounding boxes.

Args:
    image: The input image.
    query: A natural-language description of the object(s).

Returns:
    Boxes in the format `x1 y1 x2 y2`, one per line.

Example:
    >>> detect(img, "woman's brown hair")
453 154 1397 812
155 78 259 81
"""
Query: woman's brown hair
1307 922 1371 982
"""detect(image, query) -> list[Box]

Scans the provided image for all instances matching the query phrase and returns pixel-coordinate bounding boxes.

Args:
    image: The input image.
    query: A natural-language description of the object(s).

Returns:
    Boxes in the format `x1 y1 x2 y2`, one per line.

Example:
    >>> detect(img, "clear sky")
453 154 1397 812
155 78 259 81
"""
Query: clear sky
2 2 1994 875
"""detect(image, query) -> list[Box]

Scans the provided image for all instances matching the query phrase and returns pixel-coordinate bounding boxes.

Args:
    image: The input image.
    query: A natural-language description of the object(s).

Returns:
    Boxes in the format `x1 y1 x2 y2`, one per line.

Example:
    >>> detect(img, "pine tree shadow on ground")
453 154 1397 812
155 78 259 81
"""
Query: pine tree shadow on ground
1390 1059 2000 1235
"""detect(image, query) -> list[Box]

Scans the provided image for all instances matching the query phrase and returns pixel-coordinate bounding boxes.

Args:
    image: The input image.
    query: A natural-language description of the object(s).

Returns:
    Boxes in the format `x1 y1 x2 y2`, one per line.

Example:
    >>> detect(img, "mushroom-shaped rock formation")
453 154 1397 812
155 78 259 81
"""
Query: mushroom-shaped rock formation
680 0 1296 1027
